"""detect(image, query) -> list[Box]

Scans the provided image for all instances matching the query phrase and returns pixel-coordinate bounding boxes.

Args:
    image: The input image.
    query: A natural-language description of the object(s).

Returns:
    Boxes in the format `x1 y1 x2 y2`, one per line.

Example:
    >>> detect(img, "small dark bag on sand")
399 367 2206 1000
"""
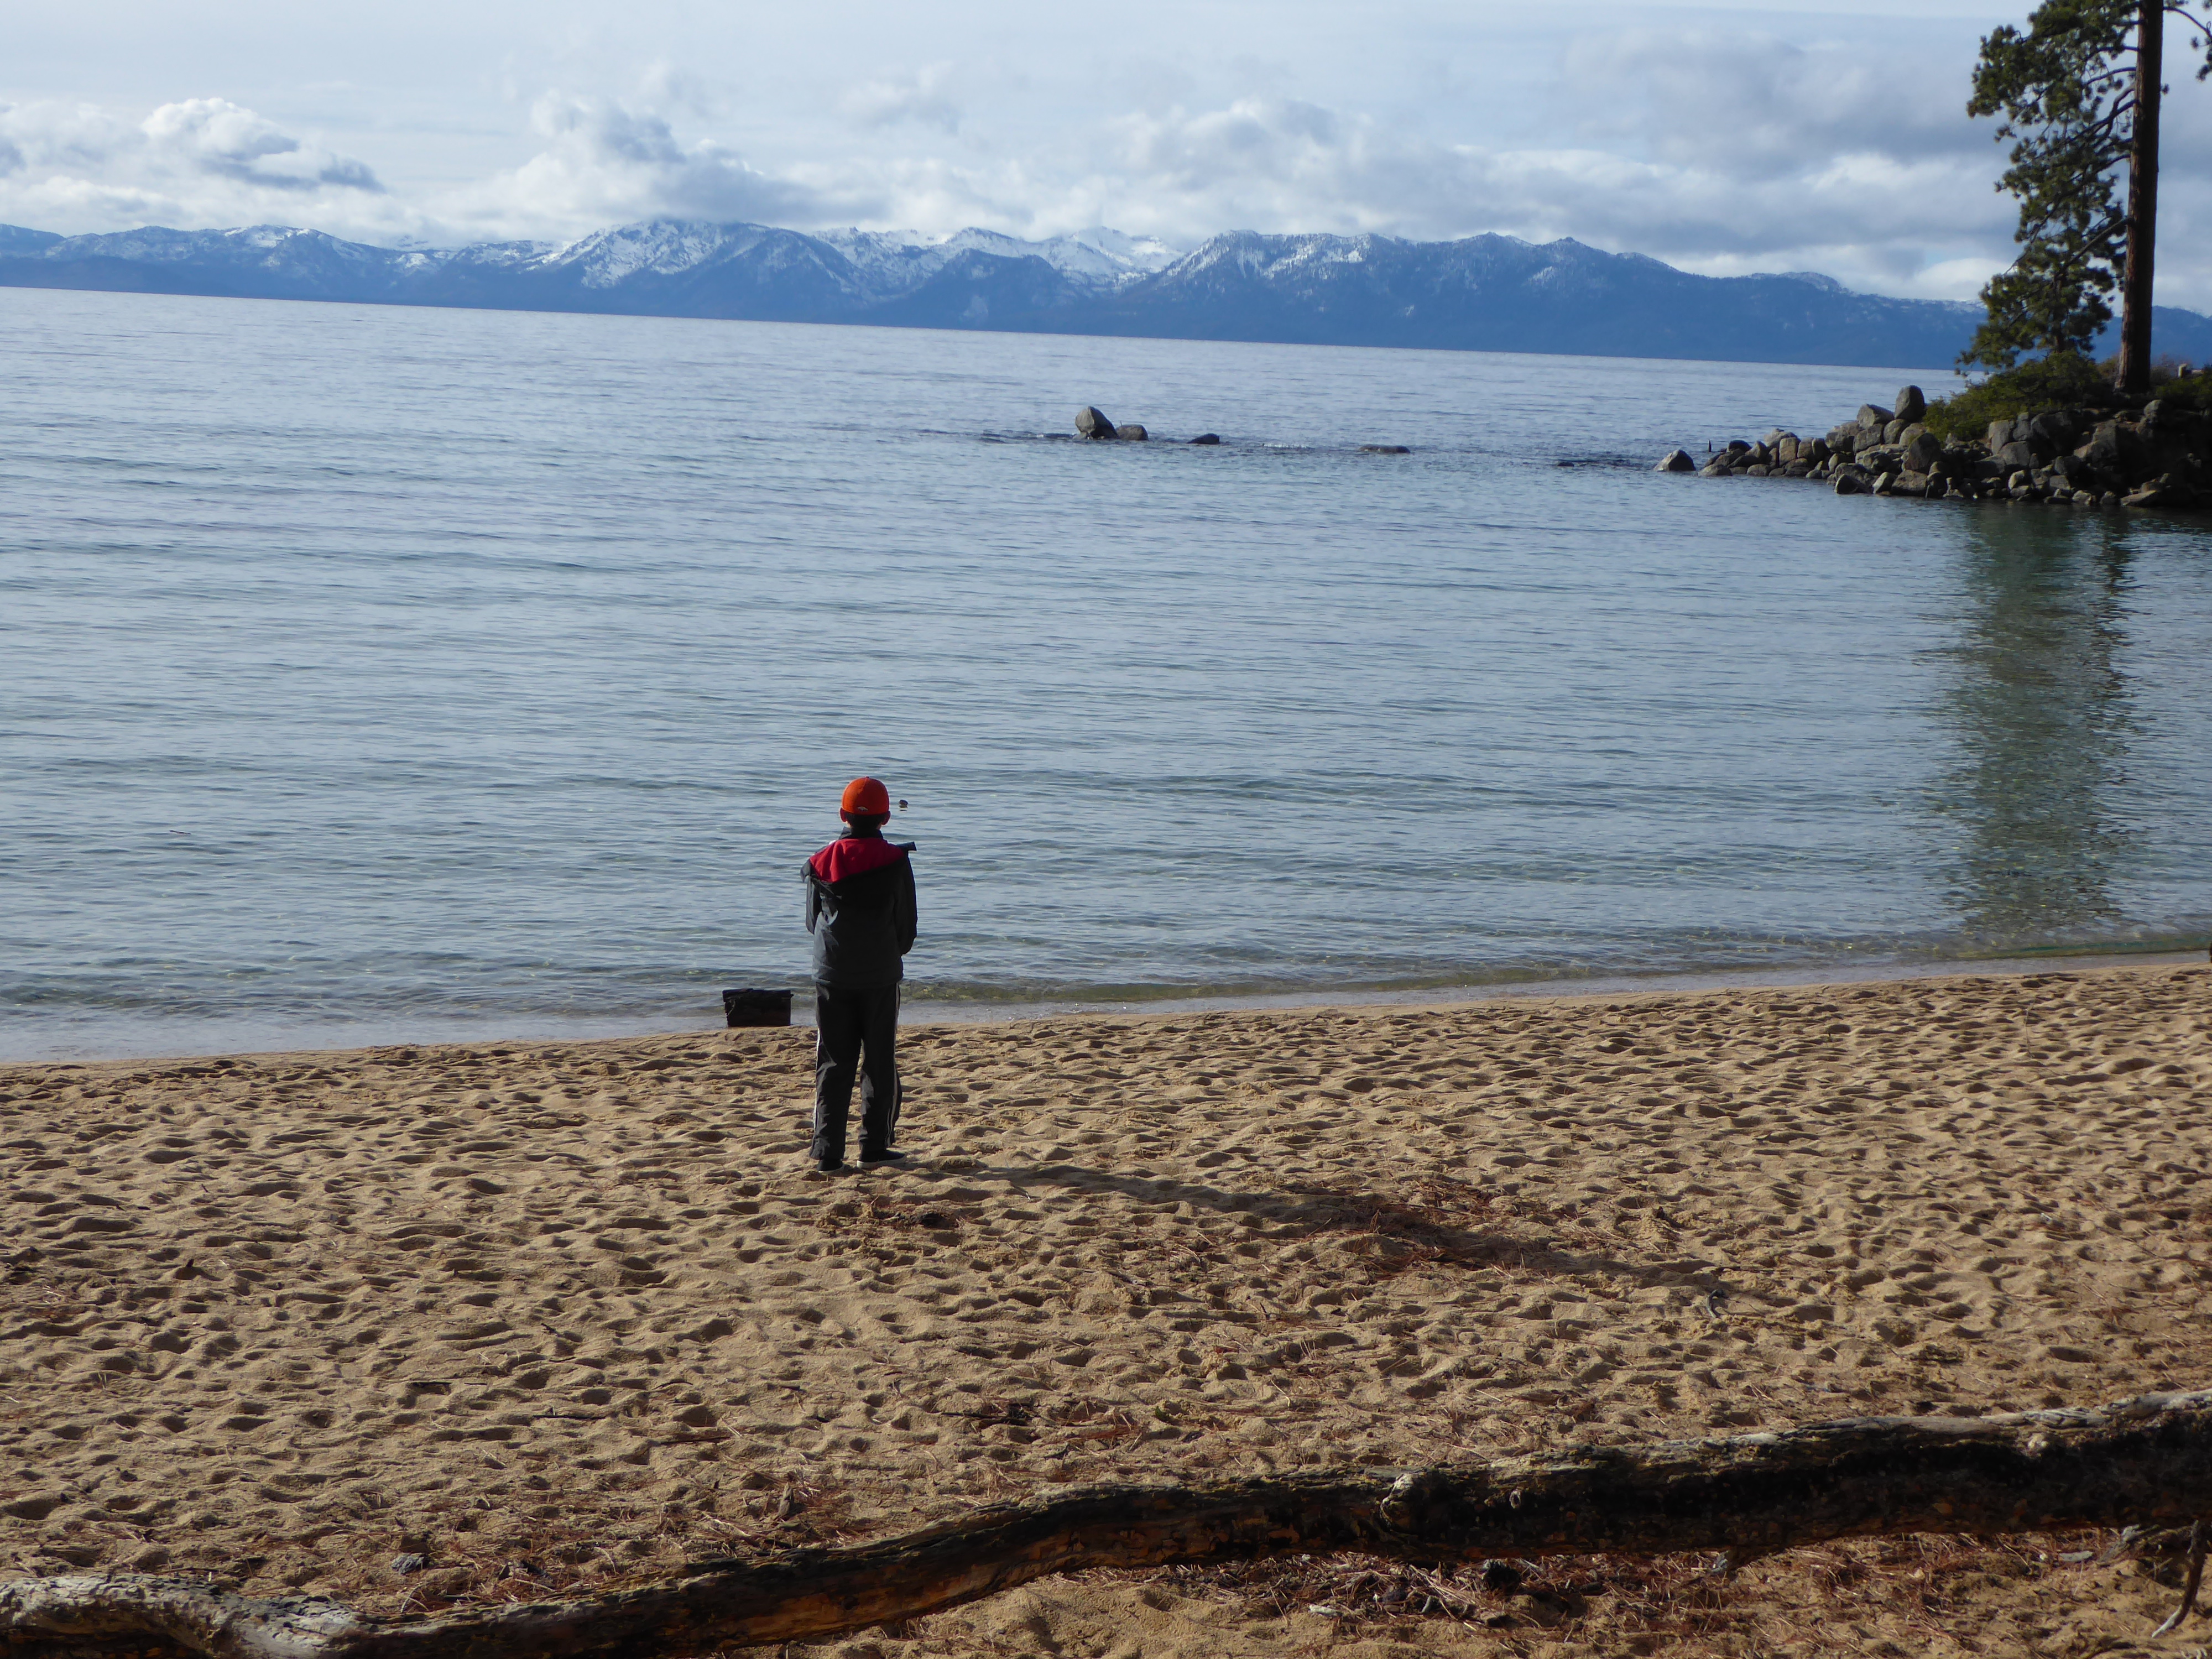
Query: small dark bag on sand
722 988 793 1028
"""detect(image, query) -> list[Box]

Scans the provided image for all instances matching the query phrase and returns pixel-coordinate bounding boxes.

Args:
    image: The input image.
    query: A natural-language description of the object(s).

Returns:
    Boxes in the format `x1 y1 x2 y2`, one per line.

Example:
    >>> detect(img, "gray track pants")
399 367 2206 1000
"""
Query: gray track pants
812 983 900 1162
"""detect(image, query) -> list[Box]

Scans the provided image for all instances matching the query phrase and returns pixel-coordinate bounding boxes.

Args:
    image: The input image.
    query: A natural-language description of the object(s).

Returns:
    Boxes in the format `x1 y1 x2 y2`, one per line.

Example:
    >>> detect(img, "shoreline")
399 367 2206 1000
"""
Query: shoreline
902 942 2210 1027
2 941 2201 1068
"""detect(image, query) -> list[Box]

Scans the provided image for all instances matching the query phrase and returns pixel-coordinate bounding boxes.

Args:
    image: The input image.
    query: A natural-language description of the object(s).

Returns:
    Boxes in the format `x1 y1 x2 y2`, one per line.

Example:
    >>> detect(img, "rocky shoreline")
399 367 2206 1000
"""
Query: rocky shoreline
1657 383 2209 510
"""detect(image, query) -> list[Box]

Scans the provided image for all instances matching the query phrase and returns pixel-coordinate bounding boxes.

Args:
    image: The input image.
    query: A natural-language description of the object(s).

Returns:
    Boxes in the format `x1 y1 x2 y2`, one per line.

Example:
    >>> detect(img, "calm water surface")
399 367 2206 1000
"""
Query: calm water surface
3 287 2208 1058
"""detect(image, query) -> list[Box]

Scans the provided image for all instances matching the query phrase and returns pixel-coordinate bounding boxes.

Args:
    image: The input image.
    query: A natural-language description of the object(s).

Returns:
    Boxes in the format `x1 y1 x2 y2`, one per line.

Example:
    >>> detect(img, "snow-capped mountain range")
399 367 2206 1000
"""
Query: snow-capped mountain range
3 216 2207 369
815 225 1183 292
0 218 1183 299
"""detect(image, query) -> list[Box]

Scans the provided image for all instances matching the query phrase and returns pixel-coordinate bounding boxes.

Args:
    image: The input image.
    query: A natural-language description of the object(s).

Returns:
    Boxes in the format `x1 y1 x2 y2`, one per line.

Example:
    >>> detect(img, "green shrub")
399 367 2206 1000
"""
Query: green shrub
1921 353 2115 441
1922 352 2212 440
2147 371 2212 414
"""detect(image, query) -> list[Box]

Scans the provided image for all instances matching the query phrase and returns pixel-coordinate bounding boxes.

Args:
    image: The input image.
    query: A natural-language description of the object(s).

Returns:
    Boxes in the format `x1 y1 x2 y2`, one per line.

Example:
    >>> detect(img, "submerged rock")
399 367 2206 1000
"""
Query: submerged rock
1190 433 1222 445
1360 444 1412 454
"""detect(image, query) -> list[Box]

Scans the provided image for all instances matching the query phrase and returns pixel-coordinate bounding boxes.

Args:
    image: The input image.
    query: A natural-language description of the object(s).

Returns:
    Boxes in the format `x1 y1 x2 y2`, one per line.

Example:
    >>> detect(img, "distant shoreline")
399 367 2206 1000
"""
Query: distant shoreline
12 215 2210 369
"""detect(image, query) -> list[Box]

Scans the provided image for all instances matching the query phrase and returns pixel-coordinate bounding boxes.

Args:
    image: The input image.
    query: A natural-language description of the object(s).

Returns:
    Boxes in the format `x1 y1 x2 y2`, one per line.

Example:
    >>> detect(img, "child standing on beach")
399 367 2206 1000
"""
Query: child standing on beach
802 777 918 1171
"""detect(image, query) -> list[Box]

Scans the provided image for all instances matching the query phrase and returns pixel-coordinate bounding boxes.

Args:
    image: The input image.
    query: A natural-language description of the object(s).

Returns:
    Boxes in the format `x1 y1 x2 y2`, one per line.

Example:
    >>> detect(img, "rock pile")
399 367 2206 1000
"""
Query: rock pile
1658 383 2209 510
1074 410 1241 445
1074 406 1150 441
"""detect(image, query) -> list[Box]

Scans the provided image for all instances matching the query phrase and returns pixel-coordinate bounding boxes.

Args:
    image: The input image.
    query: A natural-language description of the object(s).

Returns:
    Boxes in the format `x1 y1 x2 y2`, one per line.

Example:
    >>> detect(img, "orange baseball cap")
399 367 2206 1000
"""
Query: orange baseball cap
841 776 891 816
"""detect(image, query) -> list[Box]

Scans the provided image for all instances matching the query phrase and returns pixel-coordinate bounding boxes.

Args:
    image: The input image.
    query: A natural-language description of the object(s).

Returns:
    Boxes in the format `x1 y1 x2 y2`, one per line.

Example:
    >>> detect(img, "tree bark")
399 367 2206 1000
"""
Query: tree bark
7 1389 2212 1658
2119 0 2163 394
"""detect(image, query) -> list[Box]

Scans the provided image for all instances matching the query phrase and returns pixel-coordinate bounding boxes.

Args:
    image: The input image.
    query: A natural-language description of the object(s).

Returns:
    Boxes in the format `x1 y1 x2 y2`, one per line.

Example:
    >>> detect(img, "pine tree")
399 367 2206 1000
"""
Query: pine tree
1964 1 2211 391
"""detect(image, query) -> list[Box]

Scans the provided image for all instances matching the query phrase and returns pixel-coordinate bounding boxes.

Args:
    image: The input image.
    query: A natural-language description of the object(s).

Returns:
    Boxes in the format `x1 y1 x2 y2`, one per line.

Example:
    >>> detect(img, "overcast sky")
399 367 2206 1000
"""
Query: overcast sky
6 0 2211 306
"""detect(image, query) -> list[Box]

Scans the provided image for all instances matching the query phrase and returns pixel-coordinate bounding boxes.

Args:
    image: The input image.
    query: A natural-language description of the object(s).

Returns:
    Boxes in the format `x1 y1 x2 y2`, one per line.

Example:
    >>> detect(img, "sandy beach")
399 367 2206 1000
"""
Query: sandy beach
3 961 2209 1656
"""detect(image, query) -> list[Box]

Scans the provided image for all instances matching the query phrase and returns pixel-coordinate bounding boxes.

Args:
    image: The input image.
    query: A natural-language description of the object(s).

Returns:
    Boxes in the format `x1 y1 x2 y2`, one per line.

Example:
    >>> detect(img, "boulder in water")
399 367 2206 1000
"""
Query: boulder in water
1892 385 1927 424
1117 424 1149 441
2124 476 2195 509
1191 433 1222 445
1360 444 1412 454
1075 406 1119 440
1656 448 1697 473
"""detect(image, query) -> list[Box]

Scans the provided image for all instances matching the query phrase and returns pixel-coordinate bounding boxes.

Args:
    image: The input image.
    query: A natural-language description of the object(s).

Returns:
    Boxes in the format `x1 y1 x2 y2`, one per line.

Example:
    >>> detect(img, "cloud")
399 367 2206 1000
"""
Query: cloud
1041 25 2031 297
429 94 838 237
839 66 963 134
922 87 2013 299
1563 29 1995 170
0 92 845 251
139 98 383 192
0 98 388 235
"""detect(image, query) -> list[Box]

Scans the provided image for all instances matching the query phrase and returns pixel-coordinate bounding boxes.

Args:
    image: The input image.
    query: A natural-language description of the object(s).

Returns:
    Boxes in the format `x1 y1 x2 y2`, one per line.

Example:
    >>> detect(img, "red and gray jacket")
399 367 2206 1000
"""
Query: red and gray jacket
803 831 917 988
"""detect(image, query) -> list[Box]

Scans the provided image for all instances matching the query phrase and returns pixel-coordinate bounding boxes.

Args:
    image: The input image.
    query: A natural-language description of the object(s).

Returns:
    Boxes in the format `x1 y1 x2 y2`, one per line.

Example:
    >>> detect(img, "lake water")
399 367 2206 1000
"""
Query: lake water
3 285 2209 1060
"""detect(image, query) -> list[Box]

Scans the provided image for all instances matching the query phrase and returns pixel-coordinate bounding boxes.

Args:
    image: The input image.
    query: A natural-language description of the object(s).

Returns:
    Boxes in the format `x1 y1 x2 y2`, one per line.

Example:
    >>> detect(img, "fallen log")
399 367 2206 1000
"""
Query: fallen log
8 1388 2212 1658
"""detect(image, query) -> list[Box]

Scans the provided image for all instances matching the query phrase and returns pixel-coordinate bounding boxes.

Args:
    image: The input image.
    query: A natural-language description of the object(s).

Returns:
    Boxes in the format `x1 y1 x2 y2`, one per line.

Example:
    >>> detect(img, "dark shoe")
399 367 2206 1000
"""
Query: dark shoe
858 1148 906 1166
815 1155 844 1173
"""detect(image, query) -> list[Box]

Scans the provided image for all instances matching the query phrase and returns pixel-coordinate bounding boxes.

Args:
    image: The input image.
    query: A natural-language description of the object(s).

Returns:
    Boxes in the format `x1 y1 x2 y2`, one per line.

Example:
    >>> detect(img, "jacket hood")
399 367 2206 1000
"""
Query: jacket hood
809 833 909 885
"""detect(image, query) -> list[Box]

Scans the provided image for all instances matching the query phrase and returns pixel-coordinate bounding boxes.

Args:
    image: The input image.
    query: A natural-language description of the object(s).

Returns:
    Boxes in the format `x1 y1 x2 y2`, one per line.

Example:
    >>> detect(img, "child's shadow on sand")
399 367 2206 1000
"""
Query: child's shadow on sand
952 1160 1733 1298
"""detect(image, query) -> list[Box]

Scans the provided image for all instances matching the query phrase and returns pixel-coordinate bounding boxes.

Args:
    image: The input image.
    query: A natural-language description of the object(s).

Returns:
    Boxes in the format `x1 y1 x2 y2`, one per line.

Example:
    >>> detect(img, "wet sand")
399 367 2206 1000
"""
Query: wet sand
3 963 2209 1656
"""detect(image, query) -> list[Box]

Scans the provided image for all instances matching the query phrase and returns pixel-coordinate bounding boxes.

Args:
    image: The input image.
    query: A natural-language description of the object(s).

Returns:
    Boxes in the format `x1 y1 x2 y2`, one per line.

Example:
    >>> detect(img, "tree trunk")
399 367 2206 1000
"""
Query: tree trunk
7 1389 2212 1659
2119 0 2163 394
